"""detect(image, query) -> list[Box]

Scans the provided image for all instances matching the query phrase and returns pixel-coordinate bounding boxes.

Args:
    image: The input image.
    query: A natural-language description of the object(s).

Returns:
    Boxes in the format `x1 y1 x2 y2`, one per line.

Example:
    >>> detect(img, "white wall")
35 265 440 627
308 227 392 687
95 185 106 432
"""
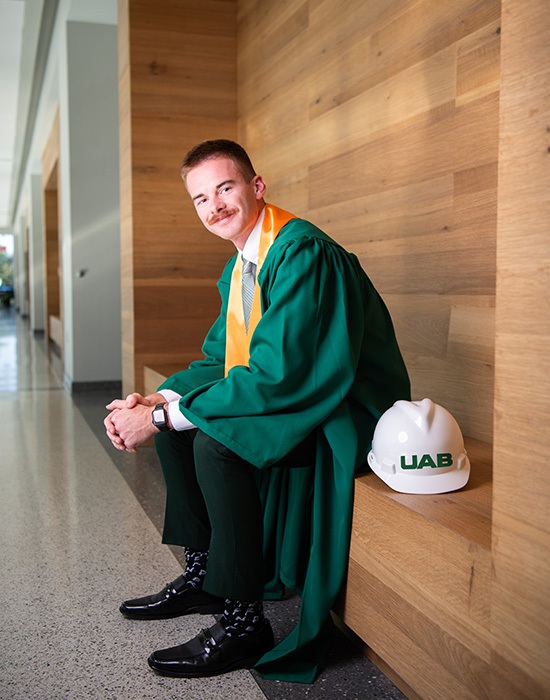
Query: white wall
59 20 121 387
14 0 122 388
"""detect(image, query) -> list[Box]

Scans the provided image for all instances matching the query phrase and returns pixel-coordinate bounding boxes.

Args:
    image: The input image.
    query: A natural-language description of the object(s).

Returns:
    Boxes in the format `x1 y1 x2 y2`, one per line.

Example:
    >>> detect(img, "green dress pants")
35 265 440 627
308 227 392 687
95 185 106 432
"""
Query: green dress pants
154 428 315 603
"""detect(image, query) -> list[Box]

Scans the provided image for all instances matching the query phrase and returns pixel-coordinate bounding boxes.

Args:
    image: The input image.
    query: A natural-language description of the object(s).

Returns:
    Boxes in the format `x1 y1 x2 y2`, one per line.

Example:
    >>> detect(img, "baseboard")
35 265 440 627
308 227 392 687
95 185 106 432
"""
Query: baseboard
63 376 122 394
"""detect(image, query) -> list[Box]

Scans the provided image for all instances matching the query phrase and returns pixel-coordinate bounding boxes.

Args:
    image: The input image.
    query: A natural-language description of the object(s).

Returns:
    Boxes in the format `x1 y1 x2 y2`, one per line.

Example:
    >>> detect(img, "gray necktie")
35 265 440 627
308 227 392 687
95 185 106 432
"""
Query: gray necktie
241 258 256 332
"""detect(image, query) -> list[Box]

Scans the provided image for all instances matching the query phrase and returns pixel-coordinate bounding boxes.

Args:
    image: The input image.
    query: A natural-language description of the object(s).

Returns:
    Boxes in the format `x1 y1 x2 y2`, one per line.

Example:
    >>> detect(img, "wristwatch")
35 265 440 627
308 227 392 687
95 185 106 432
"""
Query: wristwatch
152 402 172 432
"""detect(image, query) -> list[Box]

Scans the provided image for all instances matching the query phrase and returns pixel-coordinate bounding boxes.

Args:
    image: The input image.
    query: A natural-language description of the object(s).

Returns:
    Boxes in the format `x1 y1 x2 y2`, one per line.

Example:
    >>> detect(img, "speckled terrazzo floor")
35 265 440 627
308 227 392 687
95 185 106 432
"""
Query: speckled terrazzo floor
0 307 408 700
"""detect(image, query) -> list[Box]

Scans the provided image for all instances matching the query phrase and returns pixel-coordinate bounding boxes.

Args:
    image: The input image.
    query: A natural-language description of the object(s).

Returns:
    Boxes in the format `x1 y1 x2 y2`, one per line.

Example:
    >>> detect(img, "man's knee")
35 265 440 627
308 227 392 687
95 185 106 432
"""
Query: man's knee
193 430 239 470
154 429 198 485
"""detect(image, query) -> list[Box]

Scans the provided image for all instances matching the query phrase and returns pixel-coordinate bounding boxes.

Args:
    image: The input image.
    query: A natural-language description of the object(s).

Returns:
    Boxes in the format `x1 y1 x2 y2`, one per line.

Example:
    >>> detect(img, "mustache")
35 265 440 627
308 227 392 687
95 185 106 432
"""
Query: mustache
208 209 238 226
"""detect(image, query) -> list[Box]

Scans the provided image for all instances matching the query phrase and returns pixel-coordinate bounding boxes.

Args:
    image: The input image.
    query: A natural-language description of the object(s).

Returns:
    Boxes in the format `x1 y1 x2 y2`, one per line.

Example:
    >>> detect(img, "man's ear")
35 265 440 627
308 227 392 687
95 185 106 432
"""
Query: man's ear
253 175 267 200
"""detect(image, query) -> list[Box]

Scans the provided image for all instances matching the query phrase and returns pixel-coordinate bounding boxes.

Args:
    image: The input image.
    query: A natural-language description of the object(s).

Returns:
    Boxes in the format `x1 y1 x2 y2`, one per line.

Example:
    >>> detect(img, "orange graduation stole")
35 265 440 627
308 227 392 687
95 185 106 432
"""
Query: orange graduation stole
224 204 296 375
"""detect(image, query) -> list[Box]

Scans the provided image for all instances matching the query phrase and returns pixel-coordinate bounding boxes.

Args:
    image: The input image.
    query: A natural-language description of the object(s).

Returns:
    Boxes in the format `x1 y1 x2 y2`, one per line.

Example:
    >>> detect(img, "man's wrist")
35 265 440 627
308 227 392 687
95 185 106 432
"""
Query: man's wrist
163 403 174 430
157 390 197 432
151 402 173 431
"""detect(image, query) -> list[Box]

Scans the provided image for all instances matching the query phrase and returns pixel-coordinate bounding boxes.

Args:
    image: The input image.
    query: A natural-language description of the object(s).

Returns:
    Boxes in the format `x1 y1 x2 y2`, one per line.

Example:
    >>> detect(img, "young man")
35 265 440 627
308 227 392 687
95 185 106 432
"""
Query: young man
105 140 410 683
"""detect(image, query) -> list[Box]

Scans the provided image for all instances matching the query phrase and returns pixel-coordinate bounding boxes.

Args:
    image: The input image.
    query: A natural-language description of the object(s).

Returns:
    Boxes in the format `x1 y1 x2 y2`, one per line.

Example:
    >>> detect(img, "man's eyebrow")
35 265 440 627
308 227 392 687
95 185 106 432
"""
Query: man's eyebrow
191 179 236 203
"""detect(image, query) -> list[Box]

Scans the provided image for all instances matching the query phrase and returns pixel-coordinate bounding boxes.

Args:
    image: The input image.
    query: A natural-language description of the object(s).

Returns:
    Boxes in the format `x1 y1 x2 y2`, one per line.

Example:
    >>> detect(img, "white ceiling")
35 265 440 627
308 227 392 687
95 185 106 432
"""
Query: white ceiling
0 0 46 233
0 0 117 234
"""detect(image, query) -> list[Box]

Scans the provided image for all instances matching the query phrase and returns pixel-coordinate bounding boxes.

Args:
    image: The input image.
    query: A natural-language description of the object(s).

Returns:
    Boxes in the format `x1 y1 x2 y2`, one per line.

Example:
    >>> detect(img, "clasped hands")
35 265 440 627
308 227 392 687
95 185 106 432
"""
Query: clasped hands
104 391 165 452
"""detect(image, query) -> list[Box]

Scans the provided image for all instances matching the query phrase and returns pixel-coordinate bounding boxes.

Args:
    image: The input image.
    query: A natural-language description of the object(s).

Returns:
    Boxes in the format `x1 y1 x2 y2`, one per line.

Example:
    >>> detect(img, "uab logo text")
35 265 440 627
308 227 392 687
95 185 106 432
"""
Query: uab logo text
401 453 453 470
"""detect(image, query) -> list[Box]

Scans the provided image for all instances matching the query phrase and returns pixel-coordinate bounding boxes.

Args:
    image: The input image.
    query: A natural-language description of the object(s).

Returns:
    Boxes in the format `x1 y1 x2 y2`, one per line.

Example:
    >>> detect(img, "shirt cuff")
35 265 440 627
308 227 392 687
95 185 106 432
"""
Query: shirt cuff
158 389 196 431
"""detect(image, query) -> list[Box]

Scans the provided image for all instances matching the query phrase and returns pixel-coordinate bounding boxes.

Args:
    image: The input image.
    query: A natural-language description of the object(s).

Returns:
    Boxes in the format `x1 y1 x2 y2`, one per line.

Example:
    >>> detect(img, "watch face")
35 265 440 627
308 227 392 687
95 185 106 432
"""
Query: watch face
153 408 164 424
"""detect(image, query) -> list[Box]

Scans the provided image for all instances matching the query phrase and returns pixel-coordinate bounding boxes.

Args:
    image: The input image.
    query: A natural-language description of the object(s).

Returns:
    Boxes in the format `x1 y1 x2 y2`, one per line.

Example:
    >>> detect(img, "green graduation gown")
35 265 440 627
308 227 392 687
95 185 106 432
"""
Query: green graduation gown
159 217 410 683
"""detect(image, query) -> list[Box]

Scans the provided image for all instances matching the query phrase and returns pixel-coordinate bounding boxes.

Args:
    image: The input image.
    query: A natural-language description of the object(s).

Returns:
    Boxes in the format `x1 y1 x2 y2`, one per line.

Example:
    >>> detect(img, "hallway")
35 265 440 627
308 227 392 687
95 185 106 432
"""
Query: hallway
0 308 406 700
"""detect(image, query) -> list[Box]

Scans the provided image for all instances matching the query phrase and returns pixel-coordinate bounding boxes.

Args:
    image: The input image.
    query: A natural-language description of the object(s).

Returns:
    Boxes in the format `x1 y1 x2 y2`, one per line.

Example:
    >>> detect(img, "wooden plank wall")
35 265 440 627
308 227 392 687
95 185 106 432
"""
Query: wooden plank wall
118 1 550 698
42 110 62 351
43 186 60 323
491 0 550 697
238 0 501 443
118 0 238 396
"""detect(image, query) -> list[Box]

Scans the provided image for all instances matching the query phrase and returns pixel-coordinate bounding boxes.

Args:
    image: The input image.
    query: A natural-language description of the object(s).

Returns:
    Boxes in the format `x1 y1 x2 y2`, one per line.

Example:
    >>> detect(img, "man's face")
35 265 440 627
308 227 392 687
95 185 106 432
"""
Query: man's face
185 157 266 250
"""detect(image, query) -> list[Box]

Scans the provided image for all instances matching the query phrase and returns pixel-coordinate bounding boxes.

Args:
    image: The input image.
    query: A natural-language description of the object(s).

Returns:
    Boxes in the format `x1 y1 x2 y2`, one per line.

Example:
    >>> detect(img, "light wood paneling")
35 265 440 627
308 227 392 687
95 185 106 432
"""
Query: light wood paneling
42 110 62 354
49 314 63 348
119 1 549 697
492 0 550 697
238 0 500 442
143 363 186 396
43 186 60 322
118 0 238 396
42 110 60 187
236 1 541 698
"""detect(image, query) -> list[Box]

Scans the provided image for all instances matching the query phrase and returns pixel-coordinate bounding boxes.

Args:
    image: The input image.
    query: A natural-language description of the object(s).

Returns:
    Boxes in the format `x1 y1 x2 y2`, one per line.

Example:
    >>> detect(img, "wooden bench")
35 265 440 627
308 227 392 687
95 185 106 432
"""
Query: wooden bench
334 438 492 700
144 364 185 397
49 314 63 350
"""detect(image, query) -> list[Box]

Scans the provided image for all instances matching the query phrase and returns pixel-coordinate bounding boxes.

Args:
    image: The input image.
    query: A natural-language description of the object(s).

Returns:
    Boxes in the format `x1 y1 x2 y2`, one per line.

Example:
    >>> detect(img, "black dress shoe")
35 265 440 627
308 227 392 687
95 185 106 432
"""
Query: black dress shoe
147 620 274 677
119 575 225 619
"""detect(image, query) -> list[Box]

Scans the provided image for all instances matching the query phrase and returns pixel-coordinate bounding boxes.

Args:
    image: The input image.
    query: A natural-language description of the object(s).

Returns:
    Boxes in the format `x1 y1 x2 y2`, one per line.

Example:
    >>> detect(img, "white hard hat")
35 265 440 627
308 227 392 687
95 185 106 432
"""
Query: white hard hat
367 398 470 494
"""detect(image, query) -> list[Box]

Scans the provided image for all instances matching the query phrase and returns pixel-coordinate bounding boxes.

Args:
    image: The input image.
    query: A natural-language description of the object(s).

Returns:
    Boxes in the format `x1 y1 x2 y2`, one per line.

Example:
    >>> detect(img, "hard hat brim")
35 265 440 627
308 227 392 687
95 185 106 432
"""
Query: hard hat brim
367 452 471 495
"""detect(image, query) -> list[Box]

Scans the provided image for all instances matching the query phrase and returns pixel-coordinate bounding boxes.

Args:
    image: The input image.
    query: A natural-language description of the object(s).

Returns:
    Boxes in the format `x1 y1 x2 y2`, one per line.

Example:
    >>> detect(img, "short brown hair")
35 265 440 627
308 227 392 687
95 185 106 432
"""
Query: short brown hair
180 139 256 183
